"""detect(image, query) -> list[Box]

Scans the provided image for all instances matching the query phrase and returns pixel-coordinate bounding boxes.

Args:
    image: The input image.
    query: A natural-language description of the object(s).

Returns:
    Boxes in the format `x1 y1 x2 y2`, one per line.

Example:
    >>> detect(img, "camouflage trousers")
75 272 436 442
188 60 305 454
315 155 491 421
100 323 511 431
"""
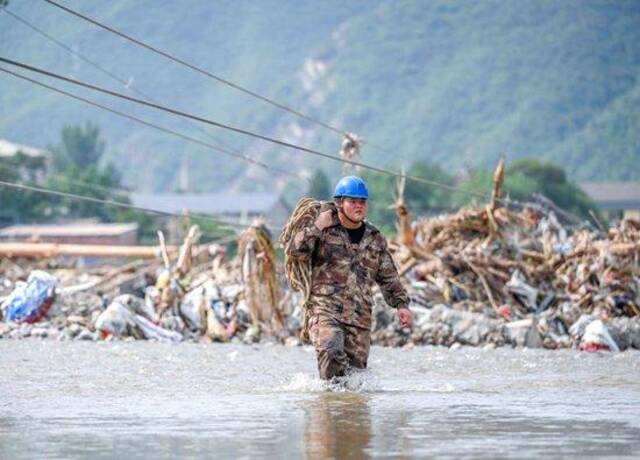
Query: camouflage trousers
309 313 371 380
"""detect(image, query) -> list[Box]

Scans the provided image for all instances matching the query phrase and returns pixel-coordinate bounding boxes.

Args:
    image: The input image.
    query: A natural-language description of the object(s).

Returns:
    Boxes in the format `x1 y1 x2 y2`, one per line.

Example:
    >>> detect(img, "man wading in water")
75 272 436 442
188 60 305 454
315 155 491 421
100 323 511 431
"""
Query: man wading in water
286 176 412 380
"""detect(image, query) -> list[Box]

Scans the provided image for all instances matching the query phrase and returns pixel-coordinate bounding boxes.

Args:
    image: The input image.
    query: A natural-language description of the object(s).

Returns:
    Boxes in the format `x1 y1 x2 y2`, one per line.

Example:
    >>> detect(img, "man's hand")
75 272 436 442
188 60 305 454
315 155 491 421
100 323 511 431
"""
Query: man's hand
398 307 413 327
314 210 334 231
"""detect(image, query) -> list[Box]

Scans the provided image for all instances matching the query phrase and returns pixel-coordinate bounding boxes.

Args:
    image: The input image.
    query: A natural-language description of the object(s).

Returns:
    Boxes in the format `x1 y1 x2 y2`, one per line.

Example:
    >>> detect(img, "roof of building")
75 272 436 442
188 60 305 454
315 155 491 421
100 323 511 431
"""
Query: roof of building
130 192 287 215
0 222 138 238
0 139 50 158
580 182 640 209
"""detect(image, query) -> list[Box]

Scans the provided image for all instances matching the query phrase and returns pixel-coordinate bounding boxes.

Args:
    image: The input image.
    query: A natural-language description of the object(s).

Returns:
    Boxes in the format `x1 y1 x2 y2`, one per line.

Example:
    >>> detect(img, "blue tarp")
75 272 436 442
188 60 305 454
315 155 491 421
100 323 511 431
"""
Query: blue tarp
3 271 57 323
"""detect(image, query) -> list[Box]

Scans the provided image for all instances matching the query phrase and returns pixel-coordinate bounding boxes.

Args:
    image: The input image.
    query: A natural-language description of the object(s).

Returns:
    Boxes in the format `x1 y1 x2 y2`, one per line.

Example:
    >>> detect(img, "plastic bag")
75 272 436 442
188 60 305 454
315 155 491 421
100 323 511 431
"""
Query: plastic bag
134 314 182 342
581 319 620 352
179 288 207 331
94 302 138 339
2 271 58 323
95 295 182 342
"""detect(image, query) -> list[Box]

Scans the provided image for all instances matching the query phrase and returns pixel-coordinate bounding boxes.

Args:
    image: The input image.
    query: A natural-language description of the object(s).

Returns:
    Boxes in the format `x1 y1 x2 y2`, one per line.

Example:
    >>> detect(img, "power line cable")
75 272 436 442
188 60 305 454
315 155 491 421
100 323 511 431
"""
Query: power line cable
3 7 135 98
0 179 283 235
0 62 306 187
37 0 411 161
0 165 276 238
41 0 347 136
0 57 493 202
16 169 289 234
1 7 309 190
0 179 229 228
0 164 131 197
1 5 231 154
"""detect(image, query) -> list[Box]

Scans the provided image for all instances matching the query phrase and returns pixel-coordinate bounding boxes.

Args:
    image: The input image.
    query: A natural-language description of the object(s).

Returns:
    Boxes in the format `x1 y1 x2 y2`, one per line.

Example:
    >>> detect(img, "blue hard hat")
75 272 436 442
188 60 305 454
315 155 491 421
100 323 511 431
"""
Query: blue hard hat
333 176 369 200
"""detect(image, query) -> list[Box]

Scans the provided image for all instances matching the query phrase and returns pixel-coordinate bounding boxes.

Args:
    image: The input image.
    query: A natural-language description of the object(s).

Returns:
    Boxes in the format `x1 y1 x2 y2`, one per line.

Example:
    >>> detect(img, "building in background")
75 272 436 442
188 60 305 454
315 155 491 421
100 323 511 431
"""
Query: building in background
131 192 291 227
580 182 640 221
0 138 50 182
0 222 138 246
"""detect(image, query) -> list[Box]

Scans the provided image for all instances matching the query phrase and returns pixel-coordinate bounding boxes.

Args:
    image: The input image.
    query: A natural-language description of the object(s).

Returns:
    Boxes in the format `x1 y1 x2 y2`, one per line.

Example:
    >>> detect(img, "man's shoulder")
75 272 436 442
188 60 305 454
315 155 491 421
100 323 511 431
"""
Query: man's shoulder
364 222 388 246
364 221 382 236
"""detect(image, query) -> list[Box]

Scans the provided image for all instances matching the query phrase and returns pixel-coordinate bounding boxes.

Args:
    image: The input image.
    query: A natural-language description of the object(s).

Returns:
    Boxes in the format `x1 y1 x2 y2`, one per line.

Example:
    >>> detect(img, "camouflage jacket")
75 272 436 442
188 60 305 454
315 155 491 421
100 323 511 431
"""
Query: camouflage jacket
286 207 408 330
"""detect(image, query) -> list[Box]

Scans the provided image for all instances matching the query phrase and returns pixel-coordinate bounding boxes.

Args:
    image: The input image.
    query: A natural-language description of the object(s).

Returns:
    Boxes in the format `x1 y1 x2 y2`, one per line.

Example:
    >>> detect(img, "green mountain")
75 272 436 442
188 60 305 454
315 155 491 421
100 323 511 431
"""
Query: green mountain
1 0 638 194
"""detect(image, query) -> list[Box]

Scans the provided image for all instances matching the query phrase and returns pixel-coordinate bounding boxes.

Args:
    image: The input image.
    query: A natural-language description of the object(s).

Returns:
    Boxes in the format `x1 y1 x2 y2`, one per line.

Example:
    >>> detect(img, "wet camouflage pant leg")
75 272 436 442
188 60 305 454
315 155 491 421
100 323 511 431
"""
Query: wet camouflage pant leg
309 315 371 380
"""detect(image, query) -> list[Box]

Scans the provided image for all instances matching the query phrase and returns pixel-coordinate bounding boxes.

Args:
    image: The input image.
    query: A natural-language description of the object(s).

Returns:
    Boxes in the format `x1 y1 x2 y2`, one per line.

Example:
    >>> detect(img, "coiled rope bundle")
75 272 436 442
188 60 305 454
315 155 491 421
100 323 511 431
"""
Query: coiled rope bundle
279 197 323 342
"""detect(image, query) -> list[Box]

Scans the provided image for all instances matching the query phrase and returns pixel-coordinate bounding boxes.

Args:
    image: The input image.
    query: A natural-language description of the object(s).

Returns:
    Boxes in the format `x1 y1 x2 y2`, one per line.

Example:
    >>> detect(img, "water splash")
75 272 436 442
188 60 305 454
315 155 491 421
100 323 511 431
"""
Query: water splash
280 370 382 393
279 370 461 394
281 373 326 392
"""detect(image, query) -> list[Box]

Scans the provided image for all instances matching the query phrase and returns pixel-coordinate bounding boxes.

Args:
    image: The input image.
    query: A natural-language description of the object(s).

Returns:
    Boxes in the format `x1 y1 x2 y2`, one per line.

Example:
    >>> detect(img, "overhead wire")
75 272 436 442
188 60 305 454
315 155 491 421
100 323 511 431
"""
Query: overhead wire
0 57 496 203
0 63 307 189
39 0 397 160
0 164 132 197
0 179 282 235
0 70 287 235
41 0 346 136
0 7 309 191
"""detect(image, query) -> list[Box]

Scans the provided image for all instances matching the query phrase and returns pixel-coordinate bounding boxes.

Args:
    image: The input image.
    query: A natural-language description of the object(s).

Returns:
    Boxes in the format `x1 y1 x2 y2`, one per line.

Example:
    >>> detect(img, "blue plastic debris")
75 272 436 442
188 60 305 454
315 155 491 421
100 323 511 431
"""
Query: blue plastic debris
2 271 58 323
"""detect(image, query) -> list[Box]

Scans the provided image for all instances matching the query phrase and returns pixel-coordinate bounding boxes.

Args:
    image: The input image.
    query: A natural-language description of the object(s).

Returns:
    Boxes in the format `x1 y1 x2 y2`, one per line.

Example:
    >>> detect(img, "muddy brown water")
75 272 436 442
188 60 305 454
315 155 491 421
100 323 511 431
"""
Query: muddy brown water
1 340 639 459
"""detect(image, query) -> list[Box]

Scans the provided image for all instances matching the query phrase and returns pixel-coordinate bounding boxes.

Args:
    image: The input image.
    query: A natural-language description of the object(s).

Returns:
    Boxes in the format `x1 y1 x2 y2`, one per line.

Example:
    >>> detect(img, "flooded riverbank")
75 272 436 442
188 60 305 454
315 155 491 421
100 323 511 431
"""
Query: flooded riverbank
2 340 639 458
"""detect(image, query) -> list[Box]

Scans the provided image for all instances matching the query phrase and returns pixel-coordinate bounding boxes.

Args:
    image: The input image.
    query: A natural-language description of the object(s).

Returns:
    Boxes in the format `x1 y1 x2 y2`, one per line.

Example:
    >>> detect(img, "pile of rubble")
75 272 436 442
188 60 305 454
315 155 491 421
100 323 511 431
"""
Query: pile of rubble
1 177 638 351
0 225 303 346
374 166 639 351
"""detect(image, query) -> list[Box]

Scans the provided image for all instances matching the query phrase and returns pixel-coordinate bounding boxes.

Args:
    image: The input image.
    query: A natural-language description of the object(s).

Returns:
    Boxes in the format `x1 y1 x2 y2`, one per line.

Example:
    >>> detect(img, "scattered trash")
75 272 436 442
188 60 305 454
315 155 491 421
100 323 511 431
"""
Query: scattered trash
505 318 542 348
95 295 181 342
506 270 538 312
1 168 638 351
1 270 57 323
580 319 620 352
238 222 285 332
374 163 639 350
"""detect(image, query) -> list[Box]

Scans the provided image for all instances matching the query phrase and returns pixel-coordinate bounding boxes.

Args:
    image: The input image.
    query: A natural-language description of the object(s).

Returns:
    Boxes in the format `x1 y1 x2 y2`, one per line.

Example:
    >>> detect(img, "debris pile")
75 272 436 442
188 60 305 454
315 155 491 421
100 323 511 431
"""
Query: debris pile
374 165 639 351
0 224 302 344
1 168 638 351
238 222 285 334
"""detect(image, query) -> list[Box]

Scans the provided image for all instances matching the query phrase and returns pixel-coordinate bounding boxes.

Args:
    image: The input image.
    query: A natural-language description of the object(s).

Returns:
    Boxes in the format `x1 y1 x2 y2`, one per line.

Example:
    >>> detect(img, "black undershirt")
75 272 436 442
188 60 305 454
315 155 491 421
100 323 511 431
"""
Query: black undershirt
345 224 366 244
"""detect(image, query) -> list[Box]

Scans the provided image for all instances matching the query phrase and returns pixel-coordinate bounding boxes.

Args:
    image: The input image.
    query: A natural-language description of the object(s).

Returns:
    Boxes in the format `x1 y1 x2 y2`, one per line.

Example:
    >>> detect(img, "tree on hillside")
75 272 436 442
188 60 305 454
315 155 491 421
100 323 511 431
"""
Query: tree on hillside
452 159 599 222
507 159 598 220
46 123 230 243
0 152 42 225
1 123 222 243
308 169 331 201
43 123 131 222
50 122 106 172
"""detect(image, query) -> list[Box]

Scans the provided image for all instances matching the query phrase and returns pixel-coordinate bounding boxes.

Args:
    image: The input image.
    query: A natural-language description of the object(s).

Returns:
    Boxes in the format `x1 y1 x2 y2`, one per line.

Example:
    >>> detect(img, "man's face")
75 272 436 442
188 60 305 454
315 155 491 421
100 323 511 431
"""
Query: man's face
341 197 368 222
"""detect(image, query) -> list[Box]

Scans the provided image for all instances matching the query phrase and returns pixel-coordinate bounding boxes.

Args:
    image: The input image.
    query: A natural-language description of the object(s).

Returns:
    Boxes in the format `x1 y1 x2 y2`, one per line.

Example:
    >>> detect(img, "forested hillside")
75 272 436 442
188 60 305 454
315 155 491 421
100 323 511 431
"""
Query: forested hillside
1 0 638 193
